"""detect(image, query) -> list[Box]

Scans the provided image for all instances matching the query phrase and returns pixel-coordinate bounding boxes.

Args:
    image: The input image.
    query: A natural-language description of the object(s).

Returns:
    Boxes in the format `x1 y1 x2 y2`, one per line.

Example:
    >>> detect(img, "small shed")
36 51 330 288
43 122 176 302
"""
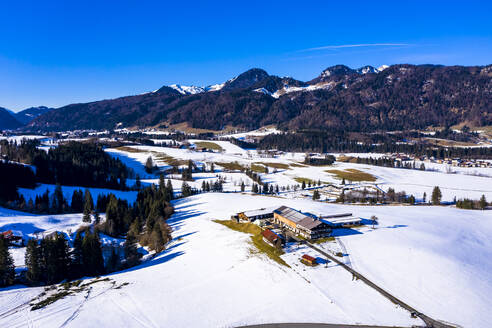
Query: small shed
262 229 282 247
300 254 317 266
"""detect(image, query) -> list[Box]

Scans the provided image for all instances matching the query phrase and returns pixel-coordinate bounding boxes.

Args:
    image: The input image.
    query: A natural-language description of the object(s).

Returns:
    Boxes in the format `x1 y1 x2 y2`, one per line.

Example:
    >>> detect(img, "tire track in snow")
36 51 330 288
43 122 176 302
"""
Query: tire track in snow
336 238 352 269
58 287 92 328
109 292 158 328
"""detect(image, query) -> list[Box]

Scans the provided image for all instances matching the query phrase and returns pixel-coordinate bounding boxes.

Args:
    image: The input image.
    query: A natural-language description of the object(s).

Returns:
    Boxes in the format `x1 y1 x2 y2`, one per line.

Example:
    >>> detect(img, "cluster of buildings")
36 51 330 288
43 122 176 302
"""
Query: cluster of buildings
232 205 361 241
390 153 492 168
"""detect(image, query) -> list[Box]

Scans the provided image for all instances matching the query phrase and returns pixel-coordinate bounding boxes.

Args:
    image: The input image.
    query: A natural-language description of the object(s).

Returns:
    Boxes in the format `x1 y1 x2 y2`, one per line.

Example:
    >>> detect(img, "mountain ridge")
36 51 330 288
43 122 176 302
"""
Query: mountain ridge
24 64 492 132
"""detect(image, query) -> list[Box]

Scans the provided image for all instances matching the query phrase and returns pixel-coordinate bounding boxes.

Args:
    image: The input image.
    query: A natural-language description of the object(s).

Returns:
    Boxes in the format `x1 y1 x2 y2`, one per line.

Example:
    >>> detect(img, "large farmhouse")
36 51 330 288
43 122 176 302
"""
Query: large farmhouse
273 206 331 240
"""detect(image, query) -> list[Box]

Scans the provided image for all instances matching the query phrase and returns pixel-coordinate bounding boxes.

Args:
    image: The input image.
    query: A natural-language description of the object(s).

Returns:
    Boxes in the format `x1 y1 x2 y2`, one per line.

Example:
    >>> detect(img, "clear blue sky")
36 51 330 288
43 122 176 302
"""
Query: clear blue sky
1 0 491 111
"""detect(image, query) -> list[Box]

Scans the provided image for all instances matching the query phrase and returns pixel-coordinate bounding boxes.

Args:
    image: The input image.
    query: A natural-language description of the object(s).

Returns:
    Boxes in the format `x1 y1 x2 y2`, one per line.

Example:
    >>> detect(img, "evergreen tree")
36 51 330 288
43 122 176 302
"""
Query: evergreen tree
135 174 141 190
82 232 105 276
431 186 442 205
70 231 84 278
40 233 70 284
408 195 416 205
106 247 120 273
0 236 15 287
93 210 101 225
145 156 154 173
313 190 321 200
479 194 487 210
166 179 174 200
25 239 42 285
124 220 142 267
301 181 306 189
240 181 245 192
71 189 84 212
83 189 94 222
104 195 119 236
159 174 165 192
423 192 427 203
181 181 192 197
51 183 65 213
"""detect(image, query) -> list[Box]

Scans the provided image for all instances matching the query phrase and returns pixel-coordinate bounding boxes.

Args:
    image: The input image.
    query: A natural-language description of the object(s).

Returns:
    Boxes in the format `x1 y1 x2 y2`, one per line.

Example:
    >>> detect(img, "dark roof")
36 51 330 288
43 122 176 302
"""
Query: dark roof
302 254 316 262
262 229 279 243
274 206 310 223
297 217 323 230
275 206 326 231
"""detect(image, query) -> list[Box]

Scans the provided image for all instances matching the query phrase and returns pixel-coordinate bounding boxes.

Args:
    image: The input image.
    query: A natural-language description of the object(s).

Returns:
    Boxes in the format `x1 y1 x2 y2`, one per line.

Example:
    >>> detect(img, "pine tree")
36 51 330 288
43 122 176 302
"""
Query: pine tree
52 184 65 213
423 192 427 203
107 247 120 273
145 156 154 173
166 179 174 200
25 239 42 285
240 181 245 192
40 233 70 284
313 190 320 200
105 195 119 236
408 195 416 205
301 181 306 189
83 189 94 222
124 220 141 268
82 232 105 276
431 186 442 205
479 194 487 210
0 236 15 287
159 174 165 192
71 189 84 212
70 231 84 278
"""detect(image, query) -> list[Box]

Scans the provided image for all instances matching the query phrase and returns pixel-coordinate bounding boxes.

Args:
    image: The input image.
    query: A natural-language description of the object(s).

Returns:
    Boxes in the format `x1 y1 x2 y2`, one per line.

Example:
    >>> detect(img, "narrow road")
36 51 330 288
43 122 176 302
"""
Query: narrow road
238 323 410 328
301 240 456 328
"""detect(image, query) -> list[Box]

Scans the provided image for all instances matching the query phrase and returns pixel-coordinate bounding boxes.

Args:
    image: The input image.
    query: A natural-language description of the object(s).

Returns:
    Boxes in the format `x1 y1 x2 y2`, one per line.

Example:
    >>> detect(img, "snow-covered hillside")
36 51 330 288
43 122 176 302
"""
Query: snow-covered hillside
1 193 491 327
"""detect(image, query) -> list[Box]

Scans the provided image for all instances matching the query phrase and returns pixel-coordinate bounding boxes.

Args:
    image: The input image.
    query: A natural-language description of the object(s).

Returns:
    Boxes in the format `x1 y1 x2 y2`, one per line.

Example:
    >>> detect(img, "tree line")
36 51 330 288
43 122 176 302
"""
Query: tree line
0 140 130 196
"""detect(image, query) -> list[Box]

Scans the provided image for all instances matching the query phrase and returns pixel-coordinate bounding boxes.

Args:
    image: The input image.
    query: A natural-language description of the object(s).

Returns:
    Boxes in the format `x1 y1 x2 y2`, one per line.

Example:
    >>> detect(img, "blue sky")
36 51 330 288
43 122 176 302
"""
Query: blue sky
1 0 491 111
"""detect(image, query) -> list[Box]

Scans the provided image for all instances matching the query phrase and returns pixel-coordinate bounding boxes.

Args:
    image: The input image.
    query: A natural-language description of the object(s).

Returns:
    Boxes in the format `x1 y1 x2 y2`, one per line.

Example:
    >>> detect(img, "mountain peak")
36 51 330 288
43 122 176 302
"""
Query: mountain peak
221 68 270 91
321 65 356 77
356 65 378 74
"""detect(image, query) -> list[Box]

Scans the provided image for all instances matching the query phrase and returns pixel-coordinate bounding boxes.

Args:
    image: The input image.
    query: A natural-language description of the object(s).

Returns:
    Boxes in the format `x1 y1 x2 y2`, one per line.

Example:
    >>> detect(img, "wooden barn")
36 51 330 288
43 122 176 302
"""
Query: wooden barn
300 254 317 266
261 229 283 247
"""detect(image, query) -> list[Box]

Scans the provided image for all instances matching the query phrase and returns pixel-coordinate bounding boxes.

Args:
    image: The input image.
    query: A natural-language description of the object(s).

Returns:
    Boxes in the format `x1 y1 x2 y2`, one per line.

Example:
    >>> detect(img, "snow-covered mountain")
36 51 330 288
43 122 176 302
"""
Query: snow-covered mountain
169 84 206 95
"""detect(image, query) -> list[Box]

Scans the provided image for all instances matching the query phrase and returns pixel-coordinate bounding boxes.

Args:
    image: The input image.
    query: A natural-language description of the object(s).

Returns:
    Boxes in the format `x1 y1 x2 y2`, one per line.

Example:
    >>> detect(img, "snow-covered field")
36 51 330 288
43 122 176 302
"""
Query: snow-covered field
105 144 492 202
1 193 491 327
2 139 491 327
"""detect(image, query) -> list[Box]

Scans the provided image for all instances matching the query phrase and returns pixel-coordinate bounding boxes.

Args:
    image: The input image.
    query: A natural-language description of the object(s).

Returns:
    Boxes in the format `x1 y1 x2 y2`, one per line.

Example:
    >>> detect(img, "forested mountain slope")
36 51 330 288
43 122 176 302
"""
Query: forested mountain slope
27 65 492 132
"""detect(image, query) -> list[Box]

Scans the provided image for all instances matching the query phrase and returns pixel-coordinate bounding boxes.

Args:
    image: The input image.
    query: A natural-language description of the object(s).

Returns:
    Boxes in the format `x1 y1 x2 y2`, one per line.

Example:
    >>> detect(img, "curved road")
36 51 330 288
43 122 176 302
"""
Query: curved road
300 240 456 328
